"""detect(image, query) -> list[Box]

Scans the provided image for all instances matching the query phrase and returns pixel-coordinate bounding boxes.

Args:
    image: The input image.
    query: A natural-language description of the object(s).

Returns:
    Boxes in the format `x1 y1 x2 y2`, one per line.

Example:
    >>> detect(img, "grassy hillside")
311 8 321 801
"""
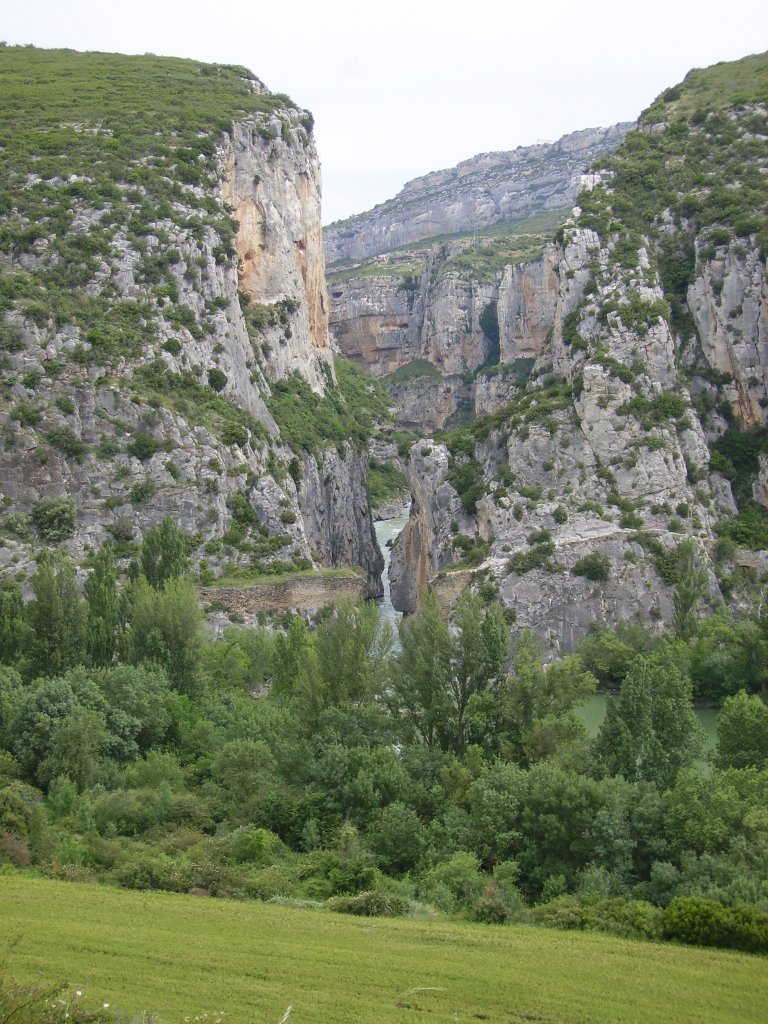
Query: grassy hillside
1 875 766 1024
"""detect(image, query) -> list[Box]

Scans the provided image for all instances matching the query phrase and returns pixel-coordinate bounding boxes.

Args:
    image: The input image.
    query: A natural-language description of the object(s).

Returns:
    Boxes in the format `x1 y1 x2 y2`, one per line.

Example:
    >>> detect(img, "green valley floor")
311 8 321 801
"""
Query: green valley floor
0 875 766 1024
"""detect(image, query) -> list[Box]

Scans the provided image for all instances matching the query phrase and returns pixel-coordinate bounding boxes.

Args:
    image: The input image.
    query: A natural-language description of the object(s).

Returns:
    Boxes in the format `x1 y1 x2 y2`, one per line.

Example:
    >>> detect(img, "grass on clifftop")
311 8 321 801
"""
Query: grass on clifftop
1 875 766 1024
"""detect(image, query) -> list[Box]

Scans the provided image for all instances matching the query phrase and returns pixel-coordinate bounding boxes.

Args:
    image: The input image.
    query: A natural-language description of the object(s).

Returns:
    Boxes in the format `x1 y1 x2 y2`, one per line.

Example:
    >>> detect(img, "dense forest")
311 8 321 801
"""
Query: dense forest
1 520 767 955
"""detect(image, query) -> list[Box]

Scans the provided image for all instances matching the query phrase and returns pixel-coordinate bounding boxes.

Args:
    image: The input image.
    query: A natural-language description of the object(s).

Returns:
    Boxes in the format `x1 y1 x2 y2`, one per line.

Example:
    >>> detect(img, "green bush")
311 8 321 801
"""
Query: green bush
46 427 87 461
447 457 484 515
508 541 555 574
31 497 77 541
127 433 162 461
531 896 586 930
221 421 249 447
327 890 408 917
663 896 768 953
3 511 31 539
471 881 515 925
572 552 611 581
207 368 228 392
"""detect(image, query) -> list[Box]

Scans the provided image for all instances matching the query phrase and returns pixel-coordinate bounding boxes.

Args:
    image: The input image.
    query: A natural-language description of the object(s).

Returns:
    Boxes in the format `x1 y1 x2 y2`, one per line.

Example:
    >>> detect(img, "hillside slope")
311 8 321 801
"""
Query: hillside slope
2 875 766 1024
0 48 383 595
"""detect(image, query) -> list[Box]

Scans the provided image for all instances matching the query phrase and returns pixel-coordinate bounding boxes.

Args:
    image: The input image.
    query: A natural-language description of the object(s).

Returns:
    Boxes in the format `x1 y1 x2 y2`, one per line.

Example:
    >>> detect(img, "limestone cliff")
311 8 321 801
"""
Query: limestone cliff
0 49 382 598
328 223 566 431
327 128 631 434
324 124 634 265
387 52 768 649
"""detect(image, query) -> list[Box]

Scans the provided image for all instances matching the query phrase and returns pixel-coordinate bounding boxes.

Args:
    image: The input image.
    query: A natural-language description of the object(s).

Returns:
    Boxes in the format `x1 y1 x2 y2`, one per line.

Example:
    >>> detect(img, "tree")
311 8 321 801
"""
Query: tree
393 589 453 749
714 691 768 770
96 663 173 751
8 675 124 788
84 545 119 666
672 539 709 641
451 591 508 751
367 801 424 874
495 629 596 764
312 600 393 707
515 763 605 896
38 706 110 790
393 590 509 754
0 585 28 665
25 552 85 678
688 611 766 701
124 575 204 695
594 653 704 789
272 614 312 699
577 622 655 688
139 517 189 589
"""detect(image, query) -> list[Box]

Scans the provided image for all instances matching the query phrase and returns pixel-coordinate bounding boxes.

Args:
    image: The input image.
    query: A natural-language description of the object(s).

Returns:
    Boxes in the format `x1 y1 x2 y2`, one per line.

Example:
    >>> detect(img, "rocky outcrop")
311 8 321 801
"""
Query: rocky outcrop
221 117 332 392
389 444 476 613
388 209 741 651
299 447 383 597
325 124 633 265
497 245 559 363
327 267 423 377
688 239 768 426
0 57 382 600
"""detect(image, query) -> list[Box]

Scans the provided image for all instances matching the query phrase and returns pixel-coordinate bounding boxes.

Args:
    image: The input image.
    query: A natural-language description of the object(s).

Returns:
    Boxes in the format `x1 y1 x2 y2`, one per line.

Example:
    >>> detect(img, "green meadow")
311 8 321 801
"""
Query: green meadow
1 875 766 1024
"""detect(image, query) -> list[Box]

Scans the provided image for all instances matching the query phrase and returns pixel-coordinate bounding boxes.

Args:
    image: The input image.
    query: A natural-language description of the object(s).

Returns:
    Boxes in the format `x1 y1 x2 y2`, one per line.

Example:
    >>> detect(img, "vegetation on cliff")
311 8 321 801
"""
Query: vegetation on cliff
0 46 386 590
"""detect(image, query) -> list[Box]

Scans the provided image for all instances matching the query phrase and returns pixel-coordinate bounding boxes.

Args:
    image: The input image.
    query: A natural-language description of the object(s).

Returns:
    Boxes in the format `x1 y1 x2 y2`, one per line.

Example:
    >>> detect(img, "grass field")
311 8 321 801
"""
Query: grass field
1 875 766 1024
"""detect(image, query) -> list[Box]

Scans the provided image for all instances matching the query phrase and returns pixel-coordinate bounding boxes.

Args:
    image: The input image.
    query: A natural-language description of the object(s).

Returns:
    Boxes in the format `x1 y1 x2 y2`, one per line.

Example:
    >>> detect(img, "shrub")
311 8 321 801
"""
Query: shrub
663 896 768 954
531 896 586 930
3 511 31 539
471 882 513 924
10 401 39 426
31 497 77 541
46 427 87 461
327 890 408 917
572 552 610 581
221 421 249 447
508 541 555 574
127 433 162 461
130 480 157 504
114 851 194 893
208 368 228 392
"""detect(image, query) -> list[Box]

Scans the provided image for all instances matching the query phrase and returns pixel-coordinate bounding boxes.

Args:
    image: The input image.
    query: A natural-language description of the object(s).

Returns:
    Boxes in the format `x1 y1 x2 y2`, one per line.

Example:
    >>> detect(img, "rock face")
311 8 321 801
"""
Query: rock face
0 52 382 598
221 118 331 392
387 81 768 649
327 129 631 434
688 240 768 427
497 246 559 364
324 124 634 265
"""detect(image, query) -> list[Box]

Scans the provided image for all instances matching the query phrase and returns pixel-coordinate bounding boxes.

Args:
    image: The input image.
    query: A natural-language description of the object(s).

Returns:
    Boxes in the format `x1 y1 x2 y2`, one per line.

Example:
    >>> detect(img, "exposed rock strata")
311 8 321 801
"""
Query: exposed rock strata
325 125 634 264
388 210 756 650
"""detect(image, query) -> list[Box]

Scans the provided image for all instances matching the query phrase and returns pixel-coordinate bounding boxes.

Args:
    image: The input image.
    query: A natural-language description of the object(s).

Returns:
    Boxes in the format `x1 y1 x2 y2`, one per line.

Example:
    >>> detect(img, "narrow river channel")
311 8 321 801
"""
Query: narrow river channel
373 506 410 637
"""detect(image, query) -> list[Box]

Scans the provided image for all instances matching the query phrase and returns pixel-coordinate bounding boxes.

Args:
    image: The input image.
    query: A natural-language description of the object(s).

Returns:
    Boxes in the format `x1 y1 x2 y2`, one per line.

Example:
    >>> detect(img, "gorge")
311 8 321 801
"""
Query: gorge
327 52 768 653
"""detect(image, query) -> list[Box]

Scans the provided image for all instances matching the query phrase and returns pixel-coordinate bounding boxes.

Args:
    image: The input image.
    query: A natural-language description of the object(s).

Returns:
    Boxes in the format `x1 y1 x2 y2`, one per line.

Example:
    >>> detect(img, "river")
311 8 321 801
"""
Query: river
373 506 411 638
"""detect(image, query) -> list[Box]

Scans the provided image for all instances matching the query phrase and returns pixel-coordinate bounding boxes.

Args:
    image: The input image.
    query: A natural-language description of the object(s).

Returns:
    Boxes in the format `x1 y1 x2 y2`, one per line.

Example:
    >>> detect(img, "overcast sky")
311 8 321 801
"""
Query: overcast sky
4 1 767 223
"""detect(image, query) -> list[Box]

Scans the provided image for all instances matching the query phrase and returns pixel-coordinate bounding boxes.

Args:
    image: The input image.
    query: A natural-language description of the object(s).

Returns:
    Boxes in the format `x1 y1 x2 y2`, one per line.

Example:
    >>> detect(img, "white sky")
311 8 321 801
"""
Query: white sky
4 1 767 223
